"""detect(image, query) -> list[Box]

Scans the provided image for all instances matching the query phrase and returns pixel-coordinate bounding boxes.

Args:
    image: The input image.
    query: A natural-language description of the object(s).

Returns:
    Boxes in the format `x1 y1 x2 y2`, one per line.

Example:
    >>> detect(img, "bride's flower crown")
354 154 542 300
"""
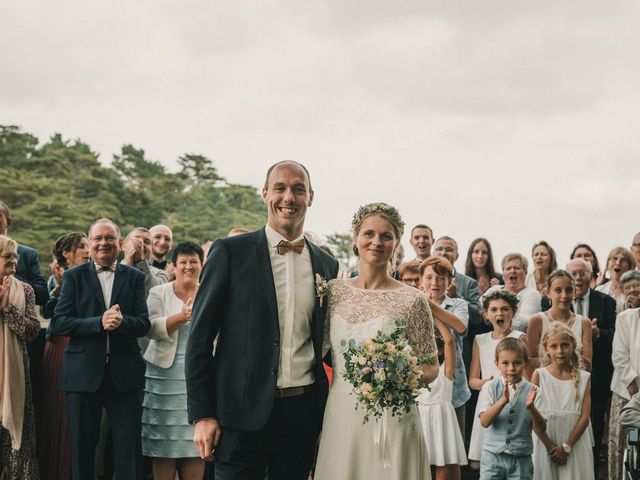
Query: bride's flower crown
351 202 405 238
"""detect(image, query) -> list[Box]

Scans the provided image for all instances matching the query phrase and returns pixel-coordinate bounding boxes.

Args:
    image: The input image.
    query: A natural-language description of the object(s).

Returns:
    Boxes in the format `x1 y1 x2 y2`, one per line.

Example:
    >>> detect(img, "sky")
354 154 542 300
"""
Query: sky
2 1 639 271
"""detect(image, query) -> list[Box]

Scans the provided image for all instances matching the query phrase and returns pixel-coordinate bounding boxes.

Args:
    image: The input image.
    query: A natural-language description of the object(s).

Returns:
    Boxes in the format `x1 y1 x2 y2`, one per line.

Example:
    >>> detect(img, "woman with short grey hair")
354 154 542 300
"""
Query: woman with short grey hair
618 270 640 312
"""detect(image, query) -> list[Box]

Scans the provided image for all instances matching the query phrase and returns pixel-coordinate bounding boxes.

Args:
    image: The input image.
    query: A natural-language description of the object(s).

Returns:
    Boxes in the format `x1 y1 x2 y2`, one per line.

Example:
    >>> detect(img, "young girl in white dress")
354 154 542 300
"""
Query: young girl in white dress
526 270 592 373
417 318 467 480
532 321 594 480
467 288 526 464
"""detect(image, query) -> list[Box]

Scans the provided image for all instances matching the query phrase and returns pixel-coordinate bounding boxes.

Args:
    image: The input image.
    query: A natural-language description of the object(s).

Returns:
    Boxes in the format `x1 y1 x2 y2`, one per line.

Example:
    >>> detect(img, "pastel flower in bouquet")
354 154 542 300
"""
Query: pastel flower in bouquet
341 319 433 423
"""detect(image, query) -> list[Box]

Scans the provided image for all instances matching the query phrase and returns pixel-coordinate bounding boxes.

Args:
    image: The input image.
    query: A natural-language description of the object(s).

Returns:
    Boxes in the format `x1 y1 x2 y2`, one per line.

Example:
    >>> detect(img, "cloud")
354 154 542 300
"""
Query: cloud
2 1 639 270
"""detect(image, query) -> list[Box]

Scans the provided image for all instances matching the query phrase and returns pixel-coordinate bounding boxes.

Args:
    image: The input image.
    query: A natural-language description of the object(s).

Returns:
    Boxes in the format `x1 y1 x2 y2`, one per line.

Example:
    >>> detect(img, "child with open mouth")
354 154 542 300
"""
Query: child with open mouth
467 287 527 467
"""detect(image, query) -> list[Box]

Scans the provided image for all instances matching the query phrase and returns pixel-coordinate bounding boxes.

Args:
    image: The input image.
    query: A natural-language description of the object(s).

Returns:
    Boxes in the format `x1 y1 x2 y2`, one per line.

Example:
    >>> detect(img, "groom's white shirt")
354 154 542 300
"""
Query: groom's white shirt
266 224 315 388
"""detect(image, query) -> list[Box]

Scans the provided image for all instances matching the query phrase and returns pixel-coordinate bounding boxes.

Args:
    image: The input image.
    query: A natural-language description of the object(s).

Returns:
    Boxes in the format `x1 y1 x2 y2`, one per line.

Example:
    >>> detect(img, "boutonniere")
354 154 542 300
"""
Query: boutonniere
315 274 329 307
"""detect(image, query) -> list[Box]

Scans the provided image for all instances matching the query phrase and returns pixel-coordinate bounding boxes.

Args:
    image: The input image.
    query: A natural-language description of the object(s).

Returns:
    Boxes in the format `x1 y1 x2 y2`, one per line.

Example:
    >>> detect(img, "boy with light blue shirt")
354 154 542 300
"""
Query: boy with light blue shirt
477 337 545 480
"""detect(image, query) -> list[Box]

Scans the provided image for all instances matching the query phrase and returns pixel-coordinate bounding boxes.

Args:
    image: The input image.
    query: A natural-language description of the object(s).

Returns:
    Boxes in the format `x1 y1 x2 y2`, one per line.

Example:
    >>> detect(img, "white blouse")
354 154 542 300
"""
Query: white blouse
611 308 640 400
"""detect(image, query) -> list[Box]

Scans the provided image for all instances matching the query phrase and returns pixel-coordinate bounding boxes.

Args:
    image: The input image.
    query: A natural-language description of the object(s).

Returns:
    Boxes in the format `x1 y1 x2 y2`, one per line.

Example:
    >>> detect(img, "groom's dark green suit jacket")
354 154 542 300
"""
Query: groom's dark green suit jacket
185 227 339 431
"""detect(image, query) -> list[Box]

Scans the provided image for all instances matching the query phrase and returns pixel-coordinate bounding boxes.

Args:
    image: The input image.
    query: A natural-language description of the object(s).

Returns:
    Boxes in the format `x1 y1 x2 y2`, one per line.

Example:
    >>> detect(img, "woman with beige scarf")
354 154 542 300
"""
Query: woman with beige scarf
0 234 41 479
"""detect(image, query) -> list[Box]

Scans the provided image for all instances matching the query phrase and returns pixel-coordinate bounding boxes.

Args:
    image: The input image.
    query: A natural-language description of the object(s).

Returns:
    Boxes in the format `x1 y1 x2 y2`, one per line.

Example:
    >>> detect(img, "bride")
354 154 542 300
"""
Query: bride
314 203 439 480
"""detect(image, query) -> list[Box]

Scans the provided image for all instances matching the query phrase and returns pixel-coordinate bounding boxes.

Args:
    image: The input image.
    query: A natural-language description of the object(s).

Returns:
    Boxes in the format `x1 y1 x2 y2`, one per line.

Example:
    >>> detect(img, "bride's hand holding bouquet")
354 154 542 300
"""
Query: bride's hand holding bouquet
341 319 434 423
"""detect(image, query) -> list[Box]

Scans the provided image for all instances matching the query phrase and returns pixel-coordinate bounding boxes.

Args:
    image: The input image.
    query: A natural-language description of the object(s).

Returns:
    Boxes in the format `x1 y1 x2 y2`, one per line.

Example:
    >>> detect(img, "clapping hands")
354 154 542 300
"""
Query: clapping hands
123 237 145 264
446 277 457 298
102 304 123 331
525 385 538 410
501 380 510 404
0 275 12 311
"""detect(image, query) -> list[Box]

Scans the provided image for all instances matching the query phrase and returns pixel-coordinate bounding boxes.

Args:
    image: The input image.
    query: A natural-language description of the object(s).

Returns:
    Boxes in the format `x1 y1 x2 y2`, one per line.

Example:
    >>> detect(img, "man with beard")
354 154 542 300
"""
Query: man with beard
149 225 173 271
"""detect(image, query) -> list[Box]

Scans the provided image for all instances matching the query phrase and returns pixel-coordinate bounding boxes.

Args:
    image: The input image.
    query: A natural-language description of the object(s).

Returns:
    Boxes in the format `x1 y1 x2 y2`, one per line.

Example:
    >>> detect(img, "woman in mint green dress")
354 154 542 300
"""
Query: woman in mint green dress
142 242 204 480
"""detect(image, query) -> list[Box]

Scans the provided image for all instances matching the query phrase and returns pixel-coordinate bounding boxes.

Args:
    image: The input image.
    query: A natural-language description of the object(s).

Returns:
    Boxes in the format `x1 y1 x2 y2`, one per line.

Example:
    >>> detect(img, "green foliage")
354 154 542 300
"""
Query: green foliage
326 231 354 267
0 125 267 274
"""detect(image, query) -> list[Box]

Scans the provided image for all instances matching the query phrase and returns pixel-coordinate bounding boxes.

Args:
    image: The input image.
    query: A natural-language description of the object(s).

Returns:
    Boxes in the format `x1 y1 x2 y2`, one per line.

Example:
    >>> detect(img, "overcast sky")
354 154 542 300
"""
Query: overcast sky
2 1 639 270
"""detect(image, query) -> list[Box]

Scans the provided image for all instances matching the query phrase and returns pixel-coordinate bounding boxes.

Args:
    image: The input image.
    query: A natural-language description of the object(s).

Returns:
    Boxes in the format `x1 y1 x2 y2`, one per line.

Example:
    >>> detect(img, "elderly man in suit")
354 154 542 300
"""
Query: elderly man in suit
186 161 339 480
52 218 150 480
541 257 616 477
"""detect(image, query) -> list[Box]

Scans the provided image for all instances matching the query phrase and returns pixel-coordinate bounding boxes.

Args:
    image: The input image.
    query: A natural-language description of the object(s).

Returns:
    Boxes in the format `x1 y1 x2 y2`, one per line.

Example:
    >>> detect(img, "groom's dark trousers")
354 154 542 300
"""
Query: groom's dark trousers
215 386 320 479
186 228 339 480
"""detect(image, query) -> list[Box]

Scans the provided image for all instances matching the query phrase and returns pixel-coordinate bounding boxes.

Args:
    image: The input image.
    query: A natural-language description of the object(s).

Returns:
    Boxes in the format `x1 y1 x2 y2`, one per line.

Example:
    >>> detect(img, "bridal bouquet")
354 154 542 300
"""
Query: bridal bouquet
341 319 432 423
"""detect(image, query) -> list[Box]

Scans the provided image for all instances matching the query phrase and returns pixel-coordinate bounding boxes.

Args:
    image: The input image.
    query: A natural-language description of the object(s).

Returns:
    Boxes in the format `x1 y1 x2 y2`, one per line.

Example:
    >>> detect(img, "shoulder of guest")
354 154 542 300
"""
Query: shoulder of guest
16 243 37 256
149 281 173 296
118 262 145 279
18 279 35 299
617 308 640 323
64 262 88 276
520 287 541 299
481 376 498 392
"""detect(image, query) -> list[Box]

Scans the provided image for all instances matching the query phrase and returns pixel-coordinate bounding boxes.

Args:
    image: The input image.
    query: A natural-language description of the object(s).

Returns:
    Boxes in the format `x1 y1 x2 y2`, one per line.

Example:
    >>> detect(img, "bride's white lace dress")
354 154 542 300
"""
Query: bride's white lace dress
314 280 437 480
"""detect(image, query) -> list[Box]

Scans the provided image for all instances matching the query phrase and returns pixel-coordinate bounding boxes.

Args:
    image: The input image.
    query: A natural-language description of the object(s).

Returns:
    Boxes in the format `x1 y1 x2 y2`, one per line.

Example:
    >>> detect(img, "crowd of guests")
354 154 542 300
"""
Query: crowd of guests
396 226 640 479
1 195 640 479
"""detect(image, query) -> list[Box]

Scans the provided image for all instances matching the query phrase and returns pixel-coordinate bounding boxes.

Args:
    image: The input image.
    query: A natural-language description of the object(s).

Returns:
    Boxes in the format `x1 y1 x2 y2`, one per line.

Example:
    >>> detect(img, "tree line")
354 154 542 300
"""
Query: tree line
0 125 268 272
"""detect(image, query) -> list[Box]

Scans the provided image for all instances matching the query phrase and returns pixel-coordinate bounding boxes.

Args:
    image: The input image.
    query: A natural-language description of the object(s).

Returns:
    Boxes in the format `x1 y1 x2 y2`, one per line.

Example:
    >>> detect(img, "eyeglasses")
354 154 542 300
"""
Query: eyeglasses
569 270 590 278
632 243 640 249
623 282 640 292
401 278 420 286
90 236 118 243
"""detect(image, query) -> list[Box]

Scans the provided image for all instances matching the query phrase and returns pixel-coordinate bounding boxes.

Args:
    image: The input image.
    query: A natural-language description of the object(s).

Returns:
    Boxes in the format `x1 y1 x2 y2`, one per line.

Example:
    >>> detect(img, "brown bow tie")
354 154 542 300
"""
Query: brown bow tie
97 264 116 273
276 239 305 255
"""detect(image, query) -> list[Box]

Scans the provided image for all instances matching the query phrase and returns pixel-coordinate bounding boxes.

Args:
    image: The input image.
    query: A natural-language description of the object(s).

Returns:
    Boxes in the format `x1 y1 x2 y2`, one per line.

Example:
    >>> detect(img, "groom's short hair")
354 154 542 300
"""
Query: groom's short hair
263 160 313 193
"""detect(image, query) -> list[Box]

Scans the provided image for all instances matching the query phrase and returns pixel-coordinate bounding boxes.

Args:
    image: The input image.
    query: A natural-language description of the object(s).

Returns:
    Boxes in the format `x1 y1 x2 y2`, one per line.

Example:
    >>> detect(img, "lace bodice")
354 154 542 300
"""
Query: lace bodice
324 280 437 379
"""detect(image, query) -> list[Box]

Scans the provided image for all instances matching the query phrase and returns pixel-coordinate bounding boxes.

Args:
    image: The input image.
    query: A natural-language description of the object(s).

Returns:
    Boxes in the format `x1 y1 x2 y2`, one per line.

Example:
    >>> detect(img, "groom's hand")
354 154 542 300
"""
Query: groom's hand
193 417 222 461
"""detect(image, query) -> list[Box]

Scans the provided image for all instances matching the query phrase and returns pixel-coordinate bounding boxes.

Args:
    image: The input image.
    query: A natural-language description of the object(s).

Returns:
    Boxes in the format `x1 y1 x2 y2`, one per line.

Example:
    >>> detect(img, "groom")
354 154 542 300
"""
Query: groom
186 161 339 479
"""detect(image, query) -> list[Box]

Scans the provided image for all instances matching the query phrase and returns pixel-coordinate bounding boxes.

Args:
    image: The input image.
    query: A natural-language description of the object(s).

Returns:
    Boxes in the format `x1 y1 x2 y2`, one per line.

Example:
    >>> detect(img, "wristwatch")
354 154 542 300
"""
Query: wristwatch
562 442 572 454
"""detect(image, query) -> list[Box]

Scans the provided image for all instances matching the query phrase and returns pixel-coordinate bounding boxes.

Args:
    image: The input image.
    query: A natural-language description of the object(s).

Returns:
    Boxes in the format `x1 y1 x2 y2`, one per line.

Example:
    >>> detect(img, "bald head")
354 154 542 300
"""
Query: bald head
263 161 313 193
150 224 173 261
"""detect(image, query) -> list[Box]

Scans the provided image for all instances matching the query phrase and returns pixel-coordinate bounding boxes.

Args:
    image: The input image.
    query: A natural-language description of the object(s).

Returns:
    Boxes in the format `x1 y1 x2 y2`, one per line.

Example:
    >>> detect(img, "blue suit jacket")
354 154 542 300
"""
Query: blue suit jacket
16 244 48 306
453 271 482 327
52 261 150 392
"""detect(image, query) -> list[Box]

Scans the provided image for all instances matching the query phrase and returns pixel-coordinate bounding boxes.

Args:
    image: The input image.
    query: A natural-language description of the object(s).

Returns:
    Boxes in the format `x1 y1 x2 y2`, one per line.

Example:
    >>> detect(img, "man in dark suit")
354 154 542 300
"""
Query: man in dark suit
542 257 616 477
186 161 339 480
0 200 47 305
52 218 150 480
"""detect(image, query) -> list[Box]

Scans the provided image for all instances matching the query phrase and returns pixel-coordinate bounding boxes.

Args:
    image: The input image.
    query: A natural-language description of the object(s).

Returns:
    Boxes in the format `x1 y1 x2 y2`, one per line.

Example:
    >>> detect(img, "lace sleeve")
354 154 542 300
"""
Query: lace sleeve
406 293 437 361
